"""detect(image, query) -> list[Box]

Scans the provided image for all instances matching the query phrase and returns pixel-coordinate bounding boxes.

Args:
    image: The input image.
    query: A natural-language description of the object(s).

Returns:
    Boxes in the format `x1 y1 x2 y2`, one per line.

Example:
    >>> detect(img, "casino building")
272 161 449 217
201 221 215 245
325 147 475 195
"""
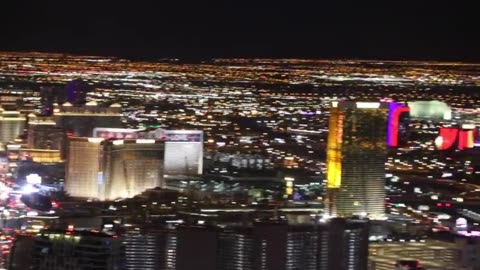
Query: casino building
65 137 164 200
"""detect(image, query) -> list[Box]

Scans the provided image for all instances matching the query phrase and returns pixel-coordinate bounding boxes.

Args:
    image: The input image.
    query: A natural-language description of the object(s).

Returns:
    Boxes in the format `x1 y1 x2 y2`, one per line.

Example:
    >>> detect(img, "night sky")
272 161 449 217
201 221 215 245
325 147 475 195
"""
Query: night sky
0 1 478 61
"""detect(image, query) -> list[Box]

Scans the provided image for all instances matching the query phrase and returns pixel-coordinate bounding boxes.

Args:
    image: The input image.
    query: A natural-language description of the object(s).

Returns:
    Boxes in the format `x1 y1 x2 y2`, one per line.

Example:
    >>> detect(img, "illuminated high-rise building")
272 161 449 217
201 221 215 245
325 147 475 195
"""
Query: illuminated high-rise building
102 139 164 200
91 128 204 176
65 138 103 199
27 114 65 151
65 137 164 200
0 108 26 144
123 229 177 270
326 101 389 219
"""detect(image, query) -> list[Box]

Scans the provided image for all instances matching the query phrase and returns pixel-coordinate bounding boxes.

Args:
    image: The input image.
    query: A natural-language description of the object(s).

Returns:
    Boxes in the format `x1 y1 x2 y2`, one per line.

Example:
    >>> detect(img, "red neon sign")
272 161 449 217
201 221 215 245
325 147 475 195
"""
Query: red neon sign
389 106 410 147
438 128 459 150
458 130 474 150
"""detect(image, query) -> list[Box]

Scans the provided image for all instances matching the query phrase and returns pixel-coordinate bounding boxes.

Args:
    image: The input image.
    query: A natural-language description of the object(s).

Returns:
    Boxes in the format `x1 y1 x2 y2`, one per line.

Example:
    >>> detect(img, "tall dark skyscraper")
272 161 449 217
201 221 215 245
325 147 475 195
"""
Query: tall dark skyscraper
176 226 217 270
66 78 89 105
122 218 369 270
38 87 55 116
31 229 125 270
38 85 68 116
8 235 35 270
123 229 177 270
326 101 389 219
38 79 89 116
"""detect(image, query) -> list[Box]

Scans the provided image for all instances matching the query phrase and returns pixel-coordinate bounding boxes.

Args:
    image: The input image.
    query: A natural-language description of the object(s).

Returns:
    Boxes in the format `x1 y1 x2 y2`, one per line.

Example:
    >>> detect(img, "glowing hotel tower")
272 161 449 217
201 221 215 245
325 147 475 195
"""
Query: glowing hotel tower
326 101 389 219
65 137 164 200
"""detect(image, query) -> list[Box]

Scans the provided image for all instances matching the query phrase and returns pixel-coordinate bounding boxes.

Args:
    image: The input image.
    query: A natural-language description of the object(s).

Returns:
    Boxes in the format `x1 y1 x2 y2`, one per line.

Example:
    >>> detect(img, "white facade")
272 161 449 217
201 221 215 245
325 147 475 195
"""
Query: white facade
65 139 103 198
0 110 26 144
65 138 164 200
163 130 203 176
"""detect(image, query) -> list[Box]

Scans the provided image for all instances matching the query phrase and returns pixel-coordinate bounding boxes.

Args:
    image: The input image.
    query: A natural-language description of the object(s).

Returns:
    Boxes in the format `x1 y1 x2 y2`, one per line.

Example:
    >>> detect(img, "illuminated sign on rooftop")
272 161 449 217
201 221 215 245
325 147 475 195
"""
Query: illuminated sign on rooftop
356 102 380 109
164 130 203 142
92 128 204 143
387 102 410 147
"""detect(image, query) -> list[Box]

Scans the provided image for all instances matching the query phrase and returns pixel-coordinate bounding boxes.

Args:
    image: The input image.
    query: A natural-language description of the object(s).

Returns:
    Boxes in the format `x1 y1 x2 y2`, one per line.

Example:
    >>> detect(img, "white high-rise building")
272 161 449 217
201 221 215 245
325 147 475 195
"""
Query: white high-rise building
163 130 203 176
65 137 164 200
0 109 26 144
92 128 204 176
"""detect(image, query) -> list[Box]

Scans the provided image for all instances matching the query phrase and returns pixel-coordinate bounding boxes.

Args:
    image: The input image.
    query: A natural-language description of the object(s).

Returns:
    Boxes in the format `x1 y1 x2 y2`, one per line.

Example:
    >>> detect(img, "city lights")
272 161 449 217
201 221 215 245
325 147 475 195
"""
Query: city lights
0 52 477 270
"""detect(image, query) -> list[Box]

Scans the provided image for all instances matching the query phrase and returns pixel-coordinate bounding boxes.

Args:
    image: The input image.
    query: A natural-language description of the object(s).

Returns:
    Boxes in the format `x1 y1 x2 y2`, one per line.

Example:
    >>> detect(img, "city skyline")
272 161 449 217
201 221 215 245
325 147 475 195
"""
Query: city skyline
0 9 478 266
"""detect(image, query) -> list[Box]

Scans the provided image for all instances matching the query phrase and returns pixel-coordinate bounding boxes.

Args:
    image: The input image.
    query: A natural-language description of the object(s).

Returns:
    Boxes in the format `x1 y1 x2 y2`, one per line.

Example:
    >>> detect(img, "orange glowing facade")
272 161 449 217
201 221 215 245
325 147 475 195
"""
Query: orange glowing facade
458 129 475 150
326 108 343 188
326 101 389 218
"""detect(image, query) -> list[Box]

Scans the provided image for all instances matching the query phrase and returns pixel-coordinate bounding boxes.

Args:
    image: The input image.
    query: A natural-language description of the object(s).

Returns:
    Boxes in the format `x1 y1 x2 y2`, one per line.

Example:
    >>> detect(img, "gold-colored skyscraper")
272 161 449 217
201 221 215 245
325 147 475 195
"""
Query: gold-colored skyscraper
326 101 389 219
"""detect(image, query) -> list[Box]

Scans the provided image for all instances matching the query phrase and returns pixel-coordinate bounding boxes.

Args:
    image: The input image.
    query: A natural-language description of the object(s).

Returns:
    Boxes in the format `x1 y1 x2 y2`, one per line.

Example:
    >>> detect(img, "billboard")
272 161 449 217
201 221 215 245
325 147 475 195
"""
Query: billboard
164 132 202 142
436 127 474 150
436 127 459 150
93 128 142 139
92 128 164 139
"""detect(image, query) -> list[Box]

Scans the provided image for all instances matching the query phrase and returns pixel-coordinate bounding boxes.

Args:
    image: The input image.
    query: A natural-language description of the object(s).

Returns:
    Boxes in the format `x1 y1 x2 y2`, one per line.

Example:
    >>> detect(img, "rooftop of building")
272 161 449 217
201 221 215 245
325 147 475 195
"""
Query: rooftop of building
331 100 391 110
39 228 118 238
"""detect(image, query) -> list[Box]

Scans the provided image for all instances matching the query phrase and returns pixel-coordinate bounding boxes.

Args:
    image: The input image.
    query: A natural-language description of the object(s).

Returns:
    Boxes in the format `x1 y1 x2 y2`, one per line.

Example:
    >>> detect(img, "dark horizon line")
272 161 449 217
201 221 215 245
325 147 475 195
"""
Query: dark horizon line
2 48 480 65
